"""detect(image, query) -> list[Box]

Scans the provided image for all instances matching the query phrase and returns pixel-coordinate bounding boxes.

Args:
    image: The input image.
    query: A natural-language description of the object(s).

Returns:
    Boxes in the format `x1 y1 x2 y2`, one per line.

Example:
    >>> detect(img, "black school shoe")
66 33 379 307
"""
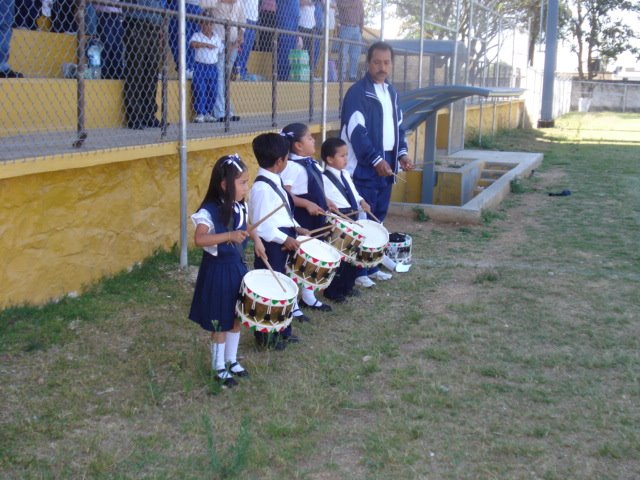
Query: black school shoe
285 334 301 344
216 369 238 388
301 300 332 312
323 293 346 303
227 361 249 377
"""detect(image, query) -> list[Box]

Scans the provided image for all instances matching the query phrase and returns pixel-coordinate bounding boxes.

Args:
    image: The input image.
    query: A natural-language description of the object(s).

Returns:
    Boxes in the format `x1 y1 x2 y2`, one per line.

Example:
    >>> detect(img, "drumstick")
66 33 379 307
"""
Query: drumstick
306 223 335 236
392 172 407 183
248 203 285 233
363 210 382 223
259 254 287 293
323 210 363 228
280 226 332 250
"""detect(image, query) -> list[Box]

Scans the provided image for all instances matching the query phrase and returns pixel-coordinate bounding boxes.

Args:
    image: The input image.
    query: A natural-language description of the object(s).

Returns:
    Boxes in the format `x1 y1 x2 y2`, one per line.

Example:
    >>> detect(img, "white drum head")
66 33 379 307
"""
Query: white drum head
359 220 389 249
297 236 342 264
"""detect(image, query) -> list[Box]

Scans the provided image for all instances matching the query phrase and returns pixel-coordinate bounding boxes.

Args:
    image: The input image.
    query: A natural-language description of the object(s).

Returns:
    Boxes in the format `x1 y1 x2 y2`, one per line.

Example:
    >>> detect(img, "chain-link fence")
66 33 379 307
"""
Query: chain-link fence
2 0 548 163
571 80 640 113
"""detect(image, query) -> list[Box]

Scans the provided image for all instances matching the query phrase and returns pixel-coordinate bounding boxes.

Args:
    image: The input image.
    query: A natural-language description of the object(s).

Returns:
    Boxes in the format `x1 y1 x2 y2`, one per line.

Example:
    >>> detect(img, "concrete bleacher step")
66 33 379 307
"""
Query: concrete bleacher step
477 178 495 187
481 168 507 180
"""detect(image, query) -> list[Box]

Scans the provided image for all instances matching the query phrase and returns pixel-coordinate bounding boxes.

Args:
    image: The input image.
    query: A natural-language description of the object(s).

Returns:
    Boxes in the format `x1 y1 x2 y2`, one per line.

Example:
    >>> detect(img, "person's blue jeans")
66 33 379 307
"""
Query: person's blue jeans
168 2 201 72
213 47 238 119
0 0 15 72
339 24 361 80
234 19 256 78
192 62 217 115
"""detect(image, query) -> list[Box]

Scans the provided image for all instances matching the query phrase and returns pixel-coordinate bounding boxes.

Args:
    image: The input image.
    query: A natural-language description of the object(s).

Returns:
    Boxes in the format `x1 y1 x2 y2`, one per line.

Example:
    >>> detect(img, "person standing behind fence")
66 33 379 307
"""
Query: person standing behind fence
96 0 124 79
298 0 315 63
123 0 165 130
190 19 222 123
256 0 275 51
0 0 23 78
234 0 258 80
336 0 363 81
341 41 413 287
204 0 244 122
167 0 201 79
275 0 299 80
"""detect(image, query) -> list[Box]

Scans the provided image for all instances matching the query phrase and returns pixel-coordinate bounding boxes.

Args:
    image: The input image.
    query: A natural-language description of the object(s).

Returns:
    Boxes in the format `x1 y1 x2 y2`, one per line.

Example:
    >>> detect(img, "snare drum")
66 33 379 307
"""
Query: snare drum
236 270 298 333
286 236 342 291
385 232 412 266
326 217 365 262
350 219 389 269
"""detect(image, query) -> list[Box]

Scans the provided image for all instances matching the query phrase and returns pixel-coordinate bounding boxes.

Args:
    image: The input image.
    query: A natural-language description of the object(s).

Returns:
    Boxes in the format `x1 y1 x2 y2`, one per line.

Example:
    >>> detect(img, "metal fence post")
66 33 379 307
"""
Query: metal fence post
271 32 278 127
74 0 87 148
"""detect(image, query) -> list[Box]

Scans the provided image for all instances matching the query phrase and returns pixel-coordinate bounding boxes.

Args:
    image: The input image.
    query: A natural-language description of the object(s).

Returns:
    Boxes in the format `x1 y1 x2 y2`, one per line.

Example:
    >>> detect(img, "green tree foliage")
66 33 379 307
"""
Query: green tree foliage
562 0 640 79
384 0 542 83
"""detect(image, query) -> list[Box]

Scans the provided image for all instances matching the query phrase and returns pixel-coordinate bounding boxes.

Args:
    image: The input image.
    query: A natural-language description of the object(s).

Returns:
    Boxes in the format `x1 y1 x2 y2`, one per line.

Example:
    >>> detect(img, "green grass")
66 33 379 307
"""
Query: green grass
2 113 640 478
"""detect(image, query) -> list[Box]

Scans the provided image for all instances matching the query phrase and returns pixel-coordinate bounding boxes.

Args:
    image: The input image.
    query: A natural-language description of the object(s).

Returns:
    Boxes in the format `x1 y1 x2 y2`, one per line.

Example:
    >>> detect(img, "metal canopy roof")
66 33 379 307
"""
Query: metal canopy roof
399 85 525 132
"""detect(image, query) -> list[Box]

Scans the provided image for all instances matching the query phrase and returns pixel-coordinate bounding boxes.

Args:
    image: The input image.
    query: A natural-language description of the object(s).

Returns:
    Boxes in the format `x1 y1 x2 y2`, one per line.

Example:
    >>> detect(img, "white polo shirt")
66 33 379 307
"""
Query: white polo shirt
190 31 222 64
374 82 395 151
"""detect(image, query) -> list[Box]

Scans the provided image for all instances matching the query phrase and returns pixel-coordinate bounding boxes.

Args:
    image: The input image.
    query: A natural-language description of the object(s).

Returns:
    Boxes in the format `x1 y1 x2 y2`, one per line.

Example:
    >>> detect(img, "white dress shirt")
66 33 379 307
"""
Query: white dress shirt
191 201 247 256
322 166 363 209
374 82 395 151
249 168 299 244
280 153 324 196
190 31 223 64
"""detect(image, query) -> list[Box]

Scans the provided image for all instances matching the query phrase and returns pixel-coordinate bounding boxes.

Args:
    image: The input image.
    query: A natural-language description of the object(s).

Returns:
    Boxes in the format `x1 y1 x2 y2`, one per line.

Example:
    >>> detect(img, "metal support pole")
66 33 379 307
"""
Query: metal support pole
321 0 330 141
413 0 425 174
161 14 169 137
178 0 188 269
421 117 437 204
74 0 87 148
538 0 559 127
224 23 231 132
271 33 278 127
380 0 385 40
309 31 315 123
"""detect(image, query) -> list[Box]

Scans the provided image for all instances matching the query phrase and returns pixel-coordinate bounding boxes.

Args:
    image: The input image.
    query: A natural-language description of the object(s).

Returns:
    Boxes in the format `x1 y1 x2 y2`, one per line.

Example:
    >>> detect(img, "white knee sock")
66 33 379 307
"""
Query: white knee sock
302 288 320 306
225 331 240 365
211 342 226 372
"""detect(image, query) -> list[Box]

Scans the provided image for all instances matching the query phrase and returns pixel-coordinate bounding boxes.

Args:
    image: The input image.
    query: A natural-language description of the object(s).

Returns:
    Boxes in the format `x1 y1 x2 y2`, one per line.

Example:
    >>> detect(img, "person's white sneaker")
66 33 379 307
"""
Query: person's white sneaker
204 114 216 122
186 69 194 80
355 276 376 288
194 114 206 123
369 270 392 281
381 255 397 271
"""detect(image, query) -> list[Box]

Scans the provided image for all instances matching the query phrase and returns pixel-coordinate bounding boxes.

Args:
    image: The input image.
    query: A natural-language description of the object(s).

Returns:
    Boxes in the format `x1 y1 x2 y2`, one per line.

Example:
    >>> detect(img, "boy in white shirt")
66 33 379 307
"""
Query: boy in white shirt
321 137 372 299
189 20 223 123
249 133 312 349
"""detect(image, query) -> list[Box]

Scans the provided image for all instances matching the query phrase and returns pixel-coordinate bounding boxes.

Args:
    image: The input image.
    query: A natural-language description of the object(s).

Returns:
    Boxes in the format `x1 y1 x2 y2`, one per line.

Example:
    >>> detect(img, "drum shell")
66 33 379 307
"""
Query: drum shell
348 219 389 269
286 237 342 291
236 270 298 333
326 218 364 261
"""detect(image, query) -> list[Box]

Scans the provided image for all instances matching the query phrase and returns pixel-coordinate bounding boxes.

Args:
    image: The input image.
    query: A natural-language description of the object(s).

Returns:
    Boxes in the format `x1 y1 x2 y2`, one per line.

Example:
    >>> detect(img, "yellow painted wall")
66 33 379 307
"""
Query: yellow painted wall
0 80 344 137
9 29 77 78
0 142 259 308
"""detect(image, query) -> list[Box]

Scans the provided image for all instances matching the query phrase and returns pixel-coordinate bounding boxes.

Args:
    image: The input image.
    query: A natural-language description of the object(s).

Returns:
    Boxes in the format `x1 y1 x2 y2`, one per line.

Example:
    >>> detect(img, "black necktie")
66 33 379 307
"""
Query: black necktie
340 171 358 211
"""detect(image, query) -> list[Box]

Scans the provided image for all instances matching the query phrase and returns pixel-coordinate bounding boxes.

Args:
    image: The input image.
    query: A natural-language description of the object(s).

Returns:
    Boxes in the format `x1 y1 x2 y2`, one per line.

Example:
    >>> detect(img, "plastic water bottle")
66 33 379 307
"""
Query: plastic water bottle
87 41 103 79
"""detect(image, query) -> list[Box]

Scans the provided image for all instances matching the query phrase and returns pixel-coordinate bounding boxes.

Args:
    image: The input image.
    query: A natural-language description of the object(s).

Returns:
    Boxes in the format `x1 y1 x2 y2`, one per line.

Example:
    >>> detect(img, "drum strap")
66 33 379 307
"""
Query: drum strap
254 175 296 223
323 170 358 211
291 157 325 196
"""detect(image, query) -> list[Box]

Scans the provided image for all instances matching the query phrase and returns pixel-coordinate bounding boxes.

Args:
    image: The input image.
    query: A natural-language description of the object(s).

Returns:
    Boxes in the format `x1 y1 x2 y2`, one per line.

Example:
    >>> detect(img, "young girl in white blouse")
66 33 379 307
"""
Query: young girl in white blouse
188 154 265 388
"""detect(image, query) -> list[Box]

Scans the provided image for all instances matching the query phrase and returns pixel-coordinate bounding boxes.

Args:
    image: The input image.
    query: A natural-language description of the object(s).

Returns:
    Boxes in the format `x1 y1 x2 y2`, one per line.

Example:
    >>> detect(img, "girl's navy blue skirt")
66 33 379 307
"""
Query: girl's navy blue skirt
189 252 248 332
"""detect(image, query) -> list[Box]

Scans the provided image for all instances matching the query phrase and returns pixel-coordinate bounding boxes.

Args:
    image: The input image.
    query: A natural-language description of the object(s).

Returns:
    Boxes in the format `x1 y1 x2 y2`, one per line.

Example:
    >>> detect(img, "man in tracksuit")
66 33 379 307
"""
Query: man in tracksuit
340 41 414 288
